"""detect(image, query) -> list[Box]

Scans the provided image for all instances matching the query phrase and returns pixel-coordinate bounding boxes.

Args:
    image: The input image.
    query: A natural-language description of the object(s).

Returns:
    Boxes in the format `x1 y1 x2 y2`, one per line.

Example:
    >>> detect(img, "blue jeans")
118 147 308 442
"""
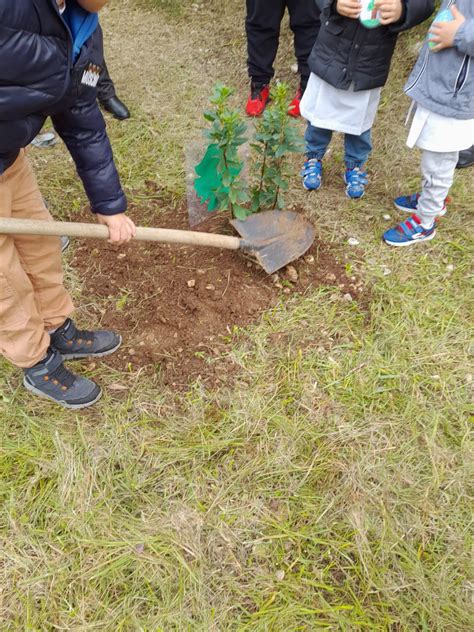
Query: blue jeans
305 123 372 169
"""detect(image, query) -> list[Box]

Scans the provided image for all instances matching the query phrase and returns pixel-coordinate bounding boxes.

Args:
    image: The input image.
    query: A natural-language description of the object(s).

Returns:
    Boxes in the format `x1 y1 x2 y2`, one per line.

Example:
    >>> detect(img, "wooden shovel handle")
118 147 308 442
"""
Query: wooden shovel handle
0 217 241 251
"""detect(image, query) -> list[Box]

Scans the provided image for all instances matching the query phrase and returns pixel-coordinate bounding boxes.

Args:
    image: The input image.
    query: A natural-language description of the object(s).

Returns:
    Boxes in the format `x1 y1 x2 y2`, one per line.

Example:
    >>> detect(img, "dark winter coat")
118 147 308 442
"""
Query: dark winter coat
0 0 126 215
309 0 435 91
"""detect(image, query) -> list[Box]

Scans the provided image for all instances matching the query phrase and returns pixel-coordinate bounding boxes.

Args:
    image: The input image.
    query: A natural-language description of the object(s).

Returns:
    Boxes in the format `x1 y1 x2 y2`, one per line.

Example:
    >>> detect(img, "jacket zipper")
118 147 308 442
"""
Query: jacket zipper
405 46 429 92
454 55 470 97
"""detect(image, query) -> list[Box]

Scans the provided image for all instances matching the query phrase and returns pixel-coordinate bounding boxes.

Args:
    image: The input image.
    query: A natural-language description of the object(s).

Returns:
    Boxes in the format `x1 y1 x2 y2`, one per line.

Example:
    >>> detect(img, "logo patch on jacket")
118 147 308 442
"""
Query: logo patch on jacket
81 64 101 88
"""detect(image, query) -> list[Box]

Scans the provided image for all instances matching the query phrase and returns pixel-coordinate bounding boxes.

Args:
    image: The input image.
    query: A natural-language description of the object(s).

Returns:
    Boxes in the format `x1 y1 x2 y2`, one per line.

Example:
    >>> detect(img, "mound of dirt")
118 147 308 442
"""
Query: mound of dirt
71 205 365 388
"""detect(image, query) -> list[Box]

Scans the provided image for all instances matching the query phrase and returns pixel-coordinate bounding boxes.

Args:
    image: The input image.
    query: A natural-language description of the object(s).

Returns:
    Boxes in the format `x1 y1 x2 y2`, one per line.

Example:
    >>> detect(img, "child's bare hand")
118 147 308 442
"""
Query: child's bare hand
374 0 403 25
429 6 466 52
336 0 361 19
96 213 136 245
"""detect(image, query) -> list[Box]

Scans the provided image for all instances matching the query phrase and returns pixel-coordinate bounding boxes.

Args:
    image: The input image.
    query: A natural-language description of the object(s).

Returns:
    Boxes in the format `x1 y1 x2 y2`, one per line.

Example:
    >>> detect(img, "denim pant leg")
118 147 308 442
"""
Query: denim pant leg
305 124 333 160
344 129 372 169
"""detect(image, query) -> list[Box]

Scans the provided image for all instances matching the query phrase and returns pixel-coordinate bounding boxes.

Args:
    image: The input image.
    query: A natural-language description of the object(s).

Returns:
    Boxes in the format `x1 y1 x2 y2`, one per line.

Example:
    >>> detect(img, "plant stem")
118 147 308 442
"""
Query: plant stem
258 142 268 197
222 144 235 218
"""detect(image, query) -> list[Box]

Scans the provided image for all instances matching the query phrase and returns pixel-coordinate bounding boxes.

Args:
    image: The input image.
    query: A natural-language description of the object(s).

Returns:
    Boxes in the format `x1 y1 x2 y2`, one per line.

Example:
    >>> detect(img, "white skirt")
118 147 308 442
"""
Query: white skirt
300 73 382 136
406 103 474 152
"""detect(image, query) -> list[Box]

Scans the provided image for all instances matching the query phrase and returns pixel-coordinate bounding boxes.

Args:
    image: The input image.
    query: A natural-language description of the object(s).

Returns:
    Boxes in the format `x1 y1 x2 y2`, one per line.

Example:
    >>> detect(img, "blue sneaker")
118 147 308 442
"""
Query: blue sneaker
301 159 323 191
394 192 447 216
344 167 368 199
383 214 437 247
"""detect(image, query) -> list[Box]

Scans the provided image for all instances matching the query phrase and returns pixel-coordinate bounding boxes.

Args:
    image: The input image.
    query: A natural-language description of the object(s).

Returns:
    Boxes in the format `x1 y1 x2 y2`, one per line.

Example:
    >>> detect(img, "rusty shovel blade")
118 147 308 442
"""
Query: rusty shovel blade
231 210 316 275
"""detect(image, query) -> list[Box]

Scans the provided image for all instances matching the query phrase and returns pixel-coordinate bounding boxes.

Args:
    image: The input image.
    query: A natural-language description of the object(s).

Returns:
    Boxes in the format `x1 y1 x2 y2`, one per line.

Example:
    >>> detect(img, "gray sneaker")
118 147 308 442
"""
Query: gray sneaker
51 318 122 360
23 348 101 409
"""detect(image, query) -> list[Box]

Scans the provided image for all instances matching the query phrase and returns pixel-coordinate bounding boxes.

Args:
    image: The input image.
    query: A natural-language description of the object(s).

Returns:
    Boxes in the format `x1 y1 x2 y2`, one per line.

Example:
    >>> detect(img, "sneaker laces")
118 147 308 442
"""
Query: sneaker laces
346 168 368 187
61 320 94 346
73 328 94 345
301 158 322 177
47 363 76 390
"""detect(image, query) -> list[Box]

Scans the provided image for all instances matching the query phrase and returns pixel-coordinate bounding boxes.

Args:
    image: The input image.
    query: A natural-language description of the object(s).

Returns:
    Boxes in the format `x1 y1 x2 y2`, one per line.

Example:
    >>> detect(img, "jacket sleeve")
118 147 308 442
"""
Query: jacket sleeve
389 1 435 33
454 19 474 57
0 25 68 120
51 98 128 216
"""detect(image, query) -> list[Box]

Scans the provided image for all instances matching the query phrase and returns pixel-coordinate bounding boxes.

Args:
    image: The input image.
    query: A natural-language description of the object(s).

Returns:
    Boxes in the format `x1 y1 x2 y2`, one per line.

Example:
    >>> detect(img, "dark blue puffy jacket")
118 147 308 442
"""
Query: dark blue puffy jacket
0 0 127 216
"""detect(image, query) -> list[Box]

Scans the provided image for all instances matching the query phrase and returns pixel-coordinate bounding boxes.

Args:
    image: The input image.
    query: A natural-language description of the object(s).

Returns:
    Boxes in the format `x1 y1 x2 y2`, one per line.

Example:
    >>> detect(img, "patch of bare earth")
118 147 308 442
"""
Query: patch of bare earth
72 203 367 388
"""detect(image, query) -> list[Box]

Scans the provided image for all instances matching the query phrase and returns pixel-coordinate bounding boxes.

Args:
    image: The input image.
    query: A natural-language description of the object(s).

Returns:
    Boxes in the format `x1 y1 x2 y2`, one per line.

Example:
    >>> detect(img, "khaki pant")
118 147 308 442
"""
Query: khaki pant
0 151 74 368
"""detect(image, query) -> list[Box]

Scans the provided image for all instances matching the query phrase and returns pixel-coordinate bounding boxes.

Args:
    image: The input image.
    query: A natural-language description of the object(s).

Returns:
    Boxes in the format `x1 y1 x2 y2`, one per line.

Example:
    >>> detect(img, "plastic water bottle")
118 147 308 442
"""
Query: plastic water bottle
428 8 455 49
359 0 382 29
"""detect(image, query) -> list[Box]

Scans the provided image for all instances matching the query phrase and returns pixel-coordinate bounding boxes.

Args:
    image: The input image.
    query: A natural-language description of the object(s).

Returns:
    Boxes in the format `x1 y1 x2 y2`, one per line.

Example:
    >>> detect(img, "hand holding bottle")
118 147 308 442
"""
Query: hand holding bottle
374 0 403 26
429 6 466 52
337 0 362 20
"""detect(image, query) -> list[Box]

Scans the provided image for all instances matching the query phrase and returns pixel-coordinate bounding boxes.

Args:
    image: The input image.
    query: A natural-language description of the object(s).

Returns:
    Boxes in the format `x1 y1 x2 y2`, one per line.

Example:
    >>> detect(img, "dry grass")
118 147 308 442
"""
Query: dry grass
1 0 473 629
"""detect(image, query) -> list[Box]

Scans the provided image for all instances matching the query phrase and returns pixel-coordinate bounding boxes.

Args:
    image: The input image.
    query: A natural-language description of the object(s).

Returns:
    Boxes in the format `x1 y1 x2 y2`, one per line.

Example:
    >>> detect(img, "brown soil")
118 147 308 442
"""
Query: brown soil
72 203 365 388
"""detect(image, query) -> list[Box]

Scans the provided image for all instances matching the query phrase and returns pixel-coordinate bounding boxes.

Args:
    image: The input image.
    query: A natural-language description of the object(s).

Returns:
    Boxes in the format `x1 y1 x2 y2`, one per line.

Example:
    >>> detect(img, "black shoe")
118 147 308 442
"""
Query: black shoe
23 348 101 409
99 95 130 121
51 318 122 360
456 145 474 169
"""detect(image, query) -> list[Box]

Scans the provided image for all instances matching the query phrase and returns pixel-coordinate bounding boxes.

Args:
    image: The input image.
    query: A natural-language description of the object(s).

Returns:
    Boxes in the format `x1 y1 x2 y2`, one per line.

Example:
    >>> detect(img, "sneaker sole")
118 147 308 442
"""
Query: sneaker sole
345 189 365 200
383 230 436 247
394 201 447 216
303 182 322 191
56 336 122 361
23 377 102 409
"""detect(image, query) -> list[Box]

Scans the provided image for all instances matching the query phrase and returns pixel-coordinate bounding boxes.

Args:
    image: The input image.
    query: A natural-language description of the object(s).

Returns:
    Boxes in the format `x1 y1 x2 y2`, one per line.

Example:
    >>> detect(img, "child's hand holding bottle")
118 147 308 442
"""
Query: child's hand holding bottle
374 0 403 26
337 0 363 19
337 0 403 27
429 6 466 52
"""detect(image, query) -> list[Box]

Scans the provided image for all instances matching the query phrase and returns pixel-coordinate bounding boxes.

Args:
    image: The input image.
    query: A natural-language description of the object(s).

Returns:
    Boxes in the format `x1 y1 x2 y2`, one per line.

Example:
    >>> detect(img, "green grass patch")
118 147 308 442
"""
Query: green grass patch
1 0 472 629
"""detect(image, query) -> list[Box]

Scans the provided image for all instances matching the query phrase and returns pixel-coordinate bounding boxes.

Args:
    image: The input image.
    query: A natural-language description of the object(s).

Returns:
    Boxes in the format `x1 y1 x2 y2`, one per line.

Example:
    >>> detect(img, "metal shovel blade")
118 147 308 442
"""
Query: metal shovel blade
231 210 315 275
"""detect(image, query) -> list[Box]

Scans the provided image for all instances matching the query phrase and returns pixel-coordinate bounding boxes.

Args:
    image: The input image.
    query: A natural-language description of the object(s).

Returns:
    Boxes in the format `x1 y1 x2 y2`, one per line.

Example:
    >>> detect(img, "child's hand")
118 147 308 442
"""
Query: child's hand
336 0 361 19
429 6 466 52
96 213 136 245
374 0 403 25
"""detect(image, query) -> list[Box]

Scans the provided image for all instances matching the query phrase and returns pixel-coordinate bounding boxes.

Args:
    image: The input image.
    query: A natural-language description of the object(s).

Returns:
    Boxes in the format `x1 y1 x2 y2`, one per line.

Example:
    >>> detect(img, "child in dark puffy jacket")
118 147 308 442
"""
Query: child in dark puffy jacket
383 0 474 246
300 0 434 199
0 0 136 409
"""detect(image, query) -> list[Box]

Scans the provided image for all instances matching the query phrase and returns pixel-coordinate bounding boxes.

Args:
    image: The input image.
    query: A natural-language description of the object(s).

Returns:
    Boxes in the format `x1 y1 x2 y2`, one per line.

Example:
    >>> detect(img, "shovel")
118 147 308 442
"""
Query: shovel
0 211 315 275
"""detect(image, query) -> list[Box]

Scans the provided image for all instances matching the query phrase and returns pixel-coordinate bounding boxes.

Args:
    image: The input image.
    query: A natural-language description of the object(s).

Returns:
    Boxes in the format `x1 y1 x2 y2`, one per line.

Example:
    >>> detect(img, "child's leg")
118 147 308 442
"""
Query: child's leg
246 0 286 85
344 129 372 170
343 130 372 199
383 149 459 247
0 152 74 368
305 124 332 160
417 150 458 227
286 0 320 84
301 124 331 191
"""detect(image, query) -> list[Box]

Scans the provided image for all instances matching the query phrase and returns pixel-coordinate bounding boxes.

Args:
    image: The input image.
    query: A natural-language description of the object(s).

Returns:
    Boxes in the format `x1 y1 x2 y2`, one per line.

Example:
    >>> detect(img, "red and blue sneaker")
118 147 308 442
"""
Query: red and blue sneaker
383 214 437 247
394 193 448 216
